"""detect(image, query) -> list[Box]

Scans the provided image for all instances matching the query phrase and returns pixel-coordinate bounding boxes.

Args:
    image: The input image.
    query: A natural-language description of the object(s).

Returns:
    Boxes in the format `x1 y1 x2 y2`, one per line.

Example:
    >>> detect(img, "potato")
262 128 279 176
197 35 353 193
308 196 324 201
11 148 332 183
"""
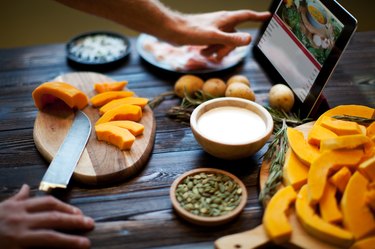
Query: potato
226 75 251 87
225 82 256 101
202 78 226 97
269 84 295 112
174 75 204 98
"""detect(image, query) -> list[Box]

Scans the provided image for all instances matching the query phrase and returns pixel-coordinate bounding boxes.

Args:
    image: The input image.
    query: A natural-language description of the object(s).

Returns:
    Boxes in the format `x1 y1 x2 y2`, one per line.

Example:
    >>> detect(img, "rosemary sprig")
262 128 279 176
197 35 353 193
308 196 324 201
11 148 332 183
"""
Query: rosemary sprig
148 91 175 110
166 106 194 125
266 107 311 131
258 119 288 206
332 114 375 126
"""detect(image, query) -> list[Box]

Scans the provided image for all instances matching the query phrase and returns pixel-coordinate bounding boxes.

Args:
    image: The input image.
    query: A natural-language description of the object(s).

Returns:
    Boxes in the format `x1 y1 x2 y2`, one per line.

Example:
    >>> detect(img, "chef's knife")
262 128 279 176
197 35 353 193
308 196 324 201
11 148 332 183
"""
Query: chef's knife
39 111 91 192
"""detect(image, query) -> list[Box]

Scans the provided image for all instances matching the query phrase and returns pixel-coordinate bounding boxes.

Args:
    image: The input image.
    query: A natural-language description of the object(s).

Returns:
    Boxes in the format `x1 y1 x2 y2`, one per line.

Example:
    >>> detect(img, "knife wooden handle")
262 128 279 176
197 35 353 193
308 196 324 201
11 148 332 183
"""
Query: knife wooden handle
214 224 271 249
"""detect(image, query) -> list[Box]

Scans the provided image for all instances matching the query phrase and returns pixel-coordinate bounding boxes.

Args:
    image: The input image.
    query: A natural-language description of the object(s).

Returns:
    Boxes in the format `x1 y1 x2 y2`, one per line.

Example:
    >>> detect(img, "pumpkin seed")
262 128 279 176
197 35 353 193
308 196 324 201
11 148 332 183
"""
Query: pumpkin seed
175 172 243 217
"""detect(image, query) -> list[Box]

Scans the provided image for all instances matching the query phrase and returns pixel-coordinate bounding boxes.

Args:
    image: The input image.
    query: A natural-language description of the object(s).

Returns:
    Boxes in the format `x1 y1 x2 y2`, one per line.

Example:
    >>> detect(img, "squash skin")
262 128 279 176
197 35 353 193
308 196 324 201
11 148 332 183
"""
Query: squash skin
319 183 342 224
99 97 149 115
296 185 354 248
283 148 309 190
94 81 127 93
263 186 297 244
329 167 352 193
95 104 142 125
90 91 134 107
95 124 135 150
287 127 320 166
307 149 364 205
32 82 88 110
341 172 375 240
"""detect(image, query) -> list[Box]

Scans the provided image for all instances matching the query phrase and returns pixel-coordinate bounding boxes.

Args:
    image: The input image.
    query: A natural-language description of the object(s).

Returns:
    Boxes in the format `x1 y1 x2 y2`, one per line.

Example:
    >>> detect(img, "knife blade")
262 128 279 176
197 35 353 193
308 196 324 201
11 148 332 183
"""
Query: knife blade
39 110 91 192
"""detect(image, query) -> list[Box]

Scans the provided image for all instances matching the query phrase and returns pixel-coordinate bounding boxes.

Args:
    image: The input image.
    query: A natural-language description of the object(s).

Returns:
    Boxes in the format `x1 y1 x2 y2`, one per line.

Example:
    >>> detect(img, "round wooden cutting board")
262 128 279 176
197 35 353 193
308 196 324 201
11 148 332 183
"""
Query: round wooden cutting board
215 122 341 249
33 72 156 185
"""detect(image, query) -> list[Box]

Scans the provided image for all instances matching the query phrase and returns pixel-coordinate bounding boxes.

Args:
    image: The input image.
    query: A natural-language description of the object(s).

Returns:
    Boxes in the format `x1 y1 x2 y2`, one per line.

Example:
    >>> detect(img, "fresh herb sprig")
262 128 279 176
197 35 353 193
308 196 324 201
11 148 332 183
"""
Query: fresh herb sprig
258 120 288 206
331 114 375 126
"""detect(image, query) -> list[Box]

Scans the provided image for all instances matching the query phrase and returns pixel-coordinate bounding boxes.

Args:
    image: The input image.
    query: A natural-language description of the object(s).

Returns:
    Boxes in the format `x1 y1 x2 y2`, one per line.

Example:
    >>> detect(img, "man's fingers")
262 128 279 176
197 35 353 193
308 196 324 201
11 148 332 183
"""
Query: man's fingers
24 195 82 215
9 184 30 201
20 230 91 249
27 211 94 231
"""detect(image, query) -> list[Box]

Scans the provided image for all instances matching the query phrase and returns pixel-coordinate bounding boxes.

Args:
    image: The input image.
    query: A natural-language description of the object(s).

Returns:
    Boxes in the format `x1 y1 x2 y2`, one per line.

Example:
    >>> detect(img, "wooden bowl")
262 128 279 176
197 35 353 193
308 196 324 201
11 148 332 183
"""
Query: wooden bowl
190 97 273 160
170 168 248 226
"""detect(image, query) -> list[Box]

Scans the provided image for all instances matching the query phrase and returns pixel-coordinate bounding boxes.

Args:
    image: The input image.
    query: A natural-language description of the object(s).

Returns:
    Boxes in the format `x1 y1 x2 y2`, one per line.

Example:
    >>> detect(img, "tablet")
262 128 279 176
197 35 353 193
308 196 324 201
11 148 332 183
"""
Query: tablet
253 0 357 118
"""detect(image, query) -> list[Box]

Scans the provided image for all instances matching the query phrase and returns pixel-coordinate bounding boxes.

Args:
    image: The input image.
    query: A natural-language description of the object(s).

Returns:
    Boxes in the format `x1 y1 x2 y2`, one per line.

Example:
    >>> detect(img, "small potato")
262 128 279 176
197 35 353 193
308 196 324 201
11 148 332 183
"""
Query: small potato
174 75 204 98
269 84 295 112
202 78 226 98
226 75 251 87
225 82 256 101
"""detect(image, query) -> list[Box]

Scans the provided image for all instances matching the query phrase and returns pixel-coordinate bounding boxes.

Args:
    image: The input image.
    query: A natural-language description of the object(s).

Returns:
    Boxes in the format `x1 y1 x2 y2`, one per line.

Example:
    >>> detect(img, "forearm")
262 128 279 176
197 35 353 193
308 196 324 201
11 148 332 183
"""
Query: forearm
56 0 184 42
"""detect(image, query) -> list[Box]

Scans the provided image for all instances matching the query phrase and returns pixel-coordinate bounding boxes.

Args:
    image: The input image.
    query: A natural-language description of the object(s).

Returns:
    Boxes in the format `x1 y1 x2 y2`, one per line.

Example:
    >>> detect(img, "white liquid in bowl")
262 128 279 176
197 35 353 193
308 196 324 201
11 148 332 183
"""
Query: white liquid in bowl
197 106 266 144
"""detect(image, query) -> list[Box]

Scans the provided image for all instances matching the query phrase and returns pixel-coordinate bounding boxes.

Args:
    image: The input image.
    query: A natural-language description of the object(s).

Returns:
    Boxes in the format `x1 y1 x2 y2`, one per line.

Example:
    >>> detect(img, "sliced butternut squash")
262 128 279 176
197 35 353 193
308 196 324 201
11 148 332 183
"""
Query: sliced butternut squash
307 149 364 205
367 122 375 138
321 116 363 136
366 189 375 212
296 185 354 248
32 82 88 110
315 105 375 126
95 124 135 150
283 148 309 190
96 104 142 125
263 186 297 244
358 157 375 182
329 166 352 193
319 183 342 224
350 236 375 249
90 91 134 107
341 172 375 240
99 97 149 115
320 134 371 152
98 120 144 136
94 81 127 93
307 123 338 147
287 127 320 166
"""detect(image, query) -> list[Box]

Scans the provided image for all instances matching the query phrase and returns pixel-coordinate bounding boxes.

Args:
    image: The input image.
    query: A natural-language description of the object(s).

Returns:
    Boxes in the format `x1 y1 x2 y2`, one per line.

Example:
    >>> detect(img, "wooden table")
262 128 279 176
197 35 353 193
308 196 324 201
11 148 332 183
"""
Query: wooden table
0 30 374 249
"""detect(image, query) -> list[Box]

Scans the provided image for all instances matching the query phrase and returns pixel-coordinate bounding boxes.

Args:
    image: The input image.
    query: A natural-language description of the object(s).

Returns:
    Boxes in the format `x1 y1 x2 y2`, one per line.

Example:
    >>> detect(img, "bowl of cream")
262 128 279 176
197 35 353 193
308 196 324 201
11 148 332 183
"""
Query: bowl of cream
190 97 273 160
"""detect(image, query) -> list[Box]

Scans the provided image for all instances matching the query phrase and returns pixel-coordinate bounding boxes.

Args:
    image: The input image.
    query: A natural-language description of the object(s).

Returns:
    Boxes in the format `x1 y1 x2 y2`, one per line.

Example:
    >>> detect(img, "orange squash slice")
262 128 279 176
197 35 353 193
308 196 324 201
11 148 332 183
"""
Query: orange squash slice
32 82 88 110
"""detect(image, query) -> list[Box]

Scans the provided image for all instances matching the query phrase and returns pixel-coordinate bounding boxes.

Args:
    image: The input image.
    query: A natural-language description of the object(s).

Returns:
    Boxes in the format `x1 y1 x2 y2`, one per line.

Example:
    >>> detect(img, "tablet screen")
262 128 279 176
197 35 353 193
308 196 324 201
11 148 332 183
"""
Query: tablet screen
253 0 357 117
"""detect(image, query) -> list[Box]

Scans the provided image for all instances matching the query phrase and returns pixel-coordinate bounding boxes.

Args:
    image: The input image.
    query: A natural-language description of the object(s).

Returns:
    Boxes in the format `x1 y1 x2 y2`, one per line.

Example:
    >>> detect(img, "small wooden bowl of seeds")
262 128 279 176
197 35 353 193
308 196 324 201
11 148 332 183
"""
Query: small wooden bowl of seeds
170 168 247 226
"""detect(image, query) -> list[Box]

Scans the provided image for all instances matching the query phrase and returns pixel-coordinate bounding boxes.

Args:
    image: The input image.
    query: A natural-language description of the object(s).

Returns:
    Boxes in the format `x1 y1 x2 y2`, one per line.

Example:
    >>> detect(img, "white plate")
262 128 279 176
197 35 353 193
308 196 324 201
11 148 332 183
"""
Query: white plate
136 33 250 74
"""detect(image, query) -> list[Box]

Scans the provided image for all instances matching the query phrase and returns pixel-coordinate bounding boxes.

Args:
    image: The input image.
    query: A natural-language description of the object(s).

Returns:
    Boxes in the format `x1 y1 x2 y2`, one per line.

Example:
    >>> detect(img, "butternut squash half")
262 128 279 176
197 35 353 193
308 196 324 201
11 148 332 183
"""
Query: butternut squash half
32 82 88 110
296 185 354 248
263 186 297 244
341 171 375 240
307 149 364 205
320 134 371 152
350 236 375 249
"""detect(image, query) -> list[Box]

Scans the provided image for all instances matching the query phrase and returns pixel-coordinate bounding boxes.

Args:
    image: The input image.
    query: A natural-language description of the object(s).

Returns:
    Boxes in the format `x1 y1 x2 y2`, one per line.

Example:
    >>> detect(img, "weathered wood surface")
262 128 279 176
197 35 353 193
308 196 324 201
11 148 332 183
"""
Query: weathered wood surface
0 30 374 249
